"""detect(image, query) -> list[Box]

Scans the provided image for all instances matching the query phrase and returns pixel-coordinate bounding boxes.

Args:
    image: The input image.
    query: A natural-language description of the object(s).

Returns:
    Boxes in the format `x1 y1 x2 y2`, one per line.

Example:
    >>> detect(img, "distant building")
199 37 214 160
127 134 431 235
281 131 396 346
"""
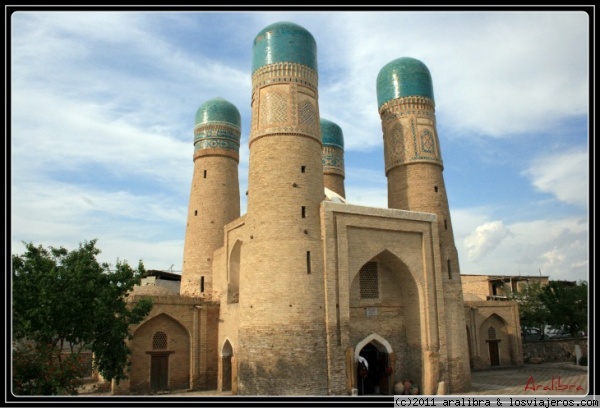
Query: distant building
460 274 529 370
462 274 550 301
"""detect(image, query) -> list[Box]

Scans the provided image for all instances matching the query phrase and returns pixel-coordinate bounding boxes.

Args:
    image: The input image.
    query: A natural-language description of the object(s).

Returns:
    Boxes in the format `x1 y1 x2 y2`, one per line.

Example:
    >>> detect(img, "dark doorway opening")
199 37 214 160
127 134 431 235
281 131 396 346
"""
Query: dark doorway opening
358 343 389 395
222 355 232 391
150 354 169 391
487 340 500 366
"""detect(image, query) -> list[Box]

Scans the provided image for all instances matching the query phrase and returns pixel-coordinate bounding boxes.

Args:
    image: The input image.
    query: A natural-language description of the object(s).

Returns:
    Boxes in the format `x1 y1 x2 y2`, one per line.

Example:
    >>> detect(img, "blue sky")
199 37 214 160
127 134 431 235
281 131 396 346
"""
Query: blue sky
9 8 591 282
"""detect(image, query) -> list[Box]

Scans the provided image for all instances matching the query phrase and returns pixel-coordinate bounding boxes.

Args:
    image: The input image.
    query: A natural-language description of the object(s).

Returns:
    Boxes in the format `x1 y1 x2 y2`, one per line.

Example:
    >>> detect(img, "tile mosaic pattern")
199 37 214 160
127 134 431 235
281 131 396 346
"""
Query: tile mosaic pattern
376 57 435 109
195 97 241 129
320 118 344 149
322 145 345 176
252 21 317 73
194 97 241 153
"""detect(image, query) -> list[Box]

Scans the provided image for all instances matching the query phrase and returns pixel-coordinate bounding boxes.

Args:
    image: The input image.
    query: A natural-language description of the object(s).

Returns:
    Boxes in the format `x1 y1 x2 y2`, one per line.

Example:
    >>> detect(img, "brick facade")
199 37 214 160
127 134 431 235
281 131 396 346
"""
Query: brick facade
114 21 531 397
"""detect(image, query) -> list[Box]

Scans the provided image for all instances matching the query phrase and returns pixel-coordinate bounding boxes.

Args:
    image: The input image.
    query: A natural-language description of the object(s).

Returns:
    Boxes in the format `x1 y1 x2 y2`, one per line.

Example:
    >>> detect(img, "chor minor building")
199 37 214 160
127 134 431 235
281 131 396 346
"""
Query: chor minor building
117 21 523 396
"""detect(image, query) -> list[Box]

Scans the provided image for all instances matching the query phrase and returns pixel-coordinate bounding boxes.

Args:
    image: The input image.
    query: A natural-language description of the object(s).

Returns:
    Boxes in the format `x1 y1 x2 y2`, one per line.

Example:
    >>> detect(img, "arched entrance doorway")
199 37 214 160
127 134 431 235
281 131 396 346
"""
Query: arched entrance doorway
357 343 391 395
354 334 394 395
486 327 500 367
221 340 233 391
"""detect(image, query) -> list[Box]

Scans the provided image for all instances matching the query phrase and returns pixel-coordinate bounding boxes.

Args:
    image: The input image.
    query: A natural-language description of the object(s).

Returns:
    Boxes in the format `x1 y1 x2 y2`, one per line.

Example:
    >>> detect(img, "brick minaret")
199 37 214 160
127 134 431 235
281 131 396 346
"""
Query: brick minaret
376 57 471 393
321 118 346 198
180 97 241 298
237 21 328 395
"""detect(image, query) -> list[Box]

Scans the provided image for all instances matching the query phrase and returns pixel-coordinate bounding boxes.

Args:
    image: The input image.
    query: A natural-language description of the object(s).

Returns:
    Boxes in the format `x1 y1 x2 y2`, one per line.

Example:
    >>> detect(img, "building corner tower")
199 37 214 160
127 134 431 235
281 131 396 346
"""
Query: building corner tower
180 97 241 298
237 21 328 395
321 118 346 198
376 57 471 393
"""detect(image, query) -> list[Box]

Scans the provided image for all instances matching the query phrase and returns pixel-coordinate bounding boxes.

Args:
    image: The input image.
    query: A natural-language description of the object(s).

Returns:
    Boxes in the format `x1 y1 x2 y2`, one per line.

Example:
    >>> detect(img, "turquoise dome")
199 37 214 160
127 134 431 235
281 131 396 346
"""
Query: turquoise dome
194 97 241 130
320 118 344 149
252 21 317 73
376 57 434 108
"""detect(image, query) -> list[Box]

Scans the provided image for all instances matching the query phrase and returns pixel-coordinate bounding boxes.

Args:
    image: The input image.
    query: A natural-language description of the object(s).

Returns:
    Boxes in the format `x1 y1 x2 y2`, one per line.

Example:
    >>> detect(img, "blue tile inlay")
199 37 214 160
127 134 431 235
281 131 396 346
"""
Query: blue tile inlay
195 97 241 130
376 57 434 108
252 21 317 73
320 118 344 149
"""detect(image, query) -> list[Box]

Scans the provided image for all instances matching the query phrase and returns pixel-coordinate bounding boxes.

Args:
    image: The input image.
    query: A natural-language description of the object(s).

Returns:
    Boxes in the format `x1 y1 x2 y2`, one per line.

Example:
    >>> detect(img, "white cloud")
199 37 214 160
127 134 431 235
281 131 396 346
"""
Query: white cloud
464 220 513 260
455 212 589 281
523 149 589 208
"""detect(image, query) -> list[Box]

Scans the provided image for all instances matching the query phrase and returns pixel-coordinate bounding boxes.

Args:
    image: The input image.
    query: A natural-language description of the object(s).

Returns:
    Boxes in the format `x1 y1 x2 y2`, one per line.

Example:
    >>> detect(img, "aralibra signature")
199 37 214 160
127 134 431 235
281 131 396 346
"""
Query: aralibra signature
525 376 585 392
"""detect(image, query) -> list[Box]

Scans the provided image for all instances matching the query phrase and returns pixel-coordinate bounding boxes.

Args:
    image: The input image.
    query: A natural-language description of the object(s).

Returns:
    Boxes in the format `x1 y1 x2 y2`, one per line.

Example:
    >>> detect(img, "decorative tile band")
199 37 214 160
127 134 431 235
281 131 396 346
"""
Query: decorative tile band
379 96 435 118
252 62 318 93
250 71 320 145
193 123 241 153
322 145 345 176
381 97 443 173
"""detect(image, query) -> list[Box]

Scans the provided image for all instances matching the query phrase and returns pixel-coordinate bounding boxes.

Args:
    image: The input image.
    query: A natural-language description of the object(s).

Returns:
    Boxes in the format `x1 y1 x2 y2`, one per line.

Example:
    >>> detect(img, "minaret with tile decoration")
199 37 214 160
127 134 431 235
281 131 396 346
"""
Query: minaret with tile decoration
376 57 471 393
236 21 329 395
180 97 241 298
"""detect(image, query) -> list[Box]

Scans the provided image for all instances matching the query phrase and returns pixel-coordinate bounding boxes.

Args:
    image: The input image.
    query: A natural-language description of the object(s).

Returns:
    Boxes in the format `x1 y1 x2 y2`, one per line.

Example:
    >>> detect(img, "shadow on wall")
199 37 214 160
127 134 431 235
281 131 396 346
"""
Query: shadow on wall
238 358 325 396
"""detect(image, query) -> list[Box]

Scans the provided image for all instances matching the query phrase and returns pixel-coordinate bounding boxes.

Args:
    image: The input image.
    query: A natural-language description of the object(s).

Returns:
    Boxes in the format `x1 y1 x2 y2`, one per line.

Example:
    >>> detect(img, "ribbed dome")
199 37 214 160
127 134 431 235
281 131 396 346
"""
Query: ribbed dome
252 21 317 73
376 57 434 109
320 118 344 149
194 97 241 130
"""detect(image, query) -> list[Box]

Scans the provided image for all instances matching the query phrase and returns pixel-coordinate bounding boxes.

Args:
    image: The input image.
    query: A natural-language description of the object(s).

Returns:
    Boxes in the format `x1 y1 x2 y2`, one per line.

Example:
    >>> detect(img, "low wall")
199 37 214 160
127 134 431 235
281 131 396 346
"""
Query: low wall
522 338 588 363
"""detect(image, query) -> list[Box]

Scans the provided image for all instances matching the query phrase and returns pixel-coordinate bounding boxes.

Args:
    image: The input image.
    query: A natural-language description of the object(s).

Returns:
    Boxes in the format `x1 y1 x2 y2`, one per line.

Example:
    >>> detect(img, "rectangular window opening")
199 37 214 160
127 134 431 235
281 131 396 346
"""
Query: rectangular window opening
444 219 447 230
203 170 207 178
301 206 306 218
447 259 452 280
301 165 306 173
200 276 205 292
434 186 438 192
306 251 311 274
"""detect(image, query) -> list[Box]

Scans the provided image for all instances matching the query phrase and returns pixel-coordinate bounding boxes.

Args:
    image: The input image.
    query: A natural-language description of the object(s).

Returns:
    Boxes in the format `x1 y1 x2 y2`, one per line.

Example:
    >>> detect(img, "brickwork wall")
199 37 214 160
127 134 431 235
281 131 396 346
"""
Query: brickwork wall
324 173 345 199
213 216 246 392
461 275 491 300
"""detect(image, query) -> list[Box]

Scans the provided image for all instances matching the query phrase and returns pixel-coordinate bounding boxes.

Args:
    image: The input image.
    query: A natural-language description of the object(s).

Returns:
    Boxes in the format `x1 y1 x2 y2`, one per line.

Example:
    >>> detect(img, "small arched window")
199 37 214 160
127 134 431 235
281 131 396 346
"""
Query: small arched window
153 331 167 350
487 327 497 340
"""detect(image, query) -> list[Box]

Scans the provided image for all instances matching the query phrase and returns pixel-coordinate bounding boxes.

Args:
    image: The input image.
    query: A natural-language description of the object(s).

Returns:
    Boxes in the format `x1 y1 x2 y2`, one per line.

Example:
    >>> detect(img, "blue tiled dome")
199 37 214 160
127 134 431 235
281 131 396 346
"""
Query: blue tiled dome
376 57 434 108
320 118 344 149
195 97 241 130
252 21 317 73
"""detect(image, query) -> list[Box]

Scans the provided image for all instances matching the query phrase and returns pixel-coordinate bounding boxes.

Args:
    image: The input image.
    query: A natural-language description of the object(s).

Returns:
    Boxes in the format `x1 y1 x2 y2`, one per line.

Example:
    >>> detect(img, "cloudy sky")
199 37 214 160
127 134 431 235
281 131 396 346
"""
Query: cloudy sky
9 7 591 283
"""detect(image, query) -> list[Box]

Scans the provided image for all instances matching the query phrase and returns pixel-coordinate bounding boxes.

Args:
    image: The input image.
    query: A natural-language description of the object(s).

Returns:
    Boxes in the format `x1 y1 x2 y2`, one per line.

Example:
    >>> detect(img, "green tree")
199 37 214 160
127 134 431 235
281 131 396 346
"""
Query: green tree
508 281 548 333
12 239 153 395
539 280 588 337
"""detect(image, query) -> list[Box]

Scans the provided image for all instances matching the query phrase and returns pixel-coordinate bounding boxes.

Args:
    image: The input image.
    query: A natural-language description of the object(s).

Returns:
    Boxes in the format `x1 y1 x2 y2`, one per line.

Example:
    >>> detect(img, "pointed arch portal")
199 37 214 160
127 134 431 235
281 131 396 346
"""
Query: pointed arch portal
355 333 394 395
